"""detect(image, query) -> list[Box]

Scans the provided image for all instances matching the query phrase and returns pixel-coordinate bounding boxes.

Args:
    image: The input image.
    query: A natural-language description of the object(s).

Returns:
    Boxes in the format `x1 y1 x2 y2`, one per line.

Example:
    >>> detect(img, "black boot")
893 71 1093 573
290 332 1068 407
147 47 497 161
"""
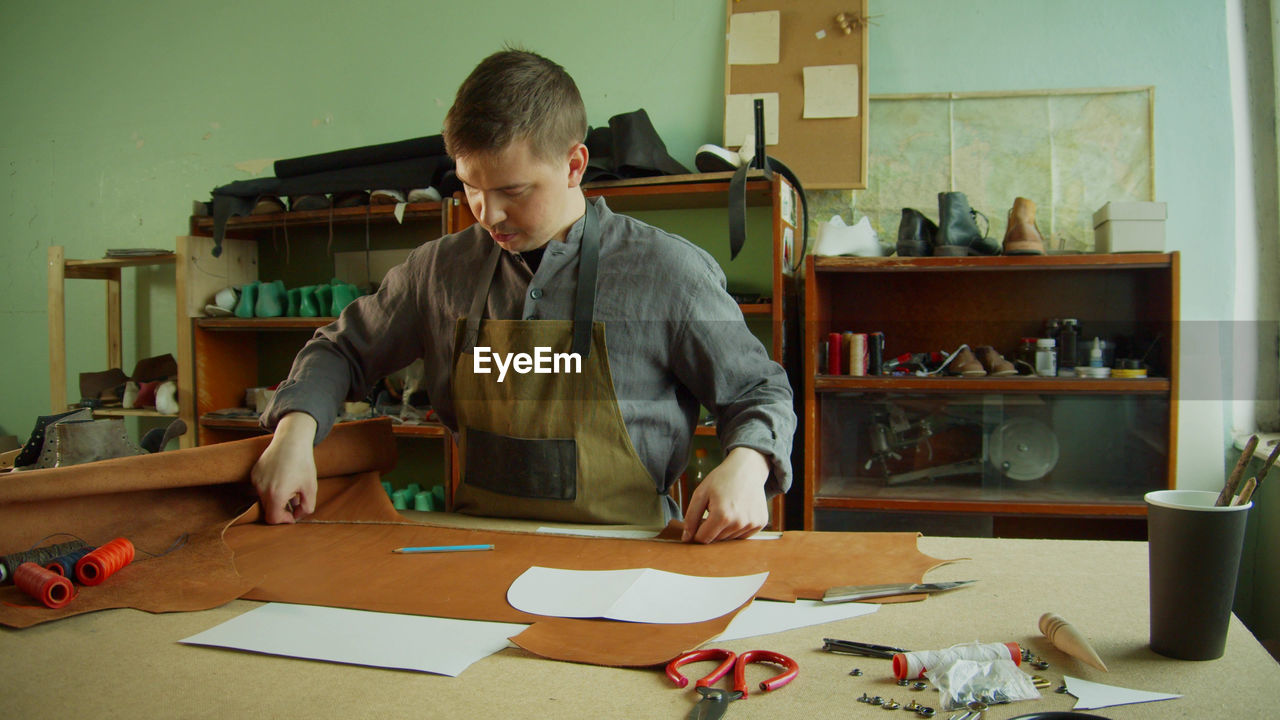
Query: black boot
896 208 937 257
935 192 999 256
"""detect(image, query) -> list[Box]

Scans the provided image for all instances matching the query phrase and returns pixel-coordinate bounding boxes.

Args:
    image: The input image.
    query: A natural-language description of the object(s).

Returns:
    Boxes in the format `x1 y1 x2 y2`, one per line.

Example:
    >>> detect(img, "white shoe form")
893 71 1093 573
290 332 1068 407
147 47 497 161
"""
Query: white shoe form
814 215 884 257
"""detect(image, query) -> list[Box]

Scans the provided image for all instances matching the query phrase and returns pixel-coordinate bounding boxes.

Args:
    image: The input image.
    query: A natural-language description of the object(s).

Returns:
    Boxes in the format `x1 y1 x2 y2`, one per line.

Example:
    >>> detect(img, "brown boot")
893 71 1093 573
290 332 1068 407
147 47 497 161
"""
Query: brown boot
945 346 987 376
975 346 1017 376
1003 197 1046 255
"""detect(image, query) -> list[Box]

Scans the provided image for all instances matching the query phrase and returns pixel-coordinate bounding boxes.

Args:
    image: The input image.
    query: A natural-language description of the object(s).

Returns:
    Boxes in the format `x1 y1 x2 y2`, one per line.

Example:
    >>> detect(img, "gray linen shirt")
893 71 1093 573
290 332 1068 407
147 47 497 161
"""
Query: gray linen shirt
262 197 795 495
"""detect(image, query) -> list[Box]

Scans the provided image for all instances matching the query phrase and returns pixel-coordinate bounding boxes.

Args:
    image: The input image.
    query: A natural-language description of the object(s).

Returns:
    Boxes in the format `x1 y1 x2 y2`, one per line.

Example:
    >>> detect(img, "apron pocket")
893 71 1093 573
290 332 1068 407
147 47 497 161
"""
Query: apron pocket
464 428 577 500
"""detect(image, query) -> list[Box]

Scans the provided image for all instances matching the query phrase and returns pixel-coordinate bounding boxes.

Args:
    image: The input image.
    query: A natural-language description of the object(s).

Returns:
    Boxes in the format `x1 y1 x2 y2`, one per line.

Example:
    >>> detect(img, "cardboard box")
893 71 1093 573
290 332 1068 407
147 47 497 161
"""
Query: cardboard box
1093 201 1167 253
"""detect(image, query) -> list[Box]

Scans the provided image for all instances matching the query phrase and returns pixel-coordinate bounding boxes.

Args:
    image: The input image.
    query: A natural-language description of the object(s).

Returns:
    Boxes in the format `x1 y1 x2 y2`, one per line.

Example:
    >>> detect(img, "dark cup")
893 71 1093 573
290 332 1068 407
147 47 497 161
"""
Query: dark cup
1146 489 1252 660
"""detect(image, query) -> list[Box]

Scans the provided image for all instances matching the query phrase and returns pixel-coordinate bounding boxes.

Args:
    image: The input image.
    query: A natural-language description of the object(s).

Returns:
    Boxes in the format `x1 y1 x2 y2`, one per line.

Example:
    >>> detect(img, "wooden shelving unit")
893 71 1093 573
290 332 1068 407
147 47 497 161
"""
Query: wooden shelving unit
802 252 1180 537
47 248 183 435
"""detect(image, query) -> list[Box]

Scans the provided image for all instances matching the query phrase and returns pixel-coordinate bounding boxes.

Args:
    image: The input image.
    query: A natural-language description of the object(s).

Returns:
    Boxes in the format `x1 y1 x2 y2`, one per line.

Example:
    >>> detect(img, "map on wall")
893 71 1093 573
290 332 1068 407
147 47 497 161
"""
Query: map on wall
808 88 1154 253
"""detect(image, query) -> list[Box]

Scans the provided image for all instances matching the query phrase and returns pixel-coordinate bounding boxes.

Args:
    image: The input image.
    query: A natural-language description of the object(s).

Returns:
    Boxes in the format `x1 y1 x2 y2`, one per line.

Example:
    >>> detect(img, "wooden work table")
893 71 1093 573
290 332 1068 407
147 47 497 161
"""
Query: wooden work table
3 529 1278 719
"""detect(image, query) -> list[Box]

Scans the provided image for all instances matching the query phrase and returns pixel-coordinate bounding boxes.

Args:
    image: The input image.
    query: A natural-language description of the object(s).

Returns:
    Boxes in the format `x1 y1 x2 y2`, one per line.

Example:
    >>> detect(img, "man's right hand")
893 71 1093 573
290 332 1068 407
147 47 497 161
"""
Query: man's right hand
251 412 319 524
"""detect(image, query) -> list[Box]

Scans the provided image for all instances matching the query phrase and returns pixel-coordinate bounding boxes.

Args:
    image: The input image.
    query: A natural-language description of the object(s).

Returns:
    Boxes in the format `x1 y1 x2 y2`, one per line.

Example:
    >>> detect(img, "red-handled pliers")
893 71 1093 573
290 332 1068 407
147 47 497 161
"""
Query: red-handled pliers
666 648 799 698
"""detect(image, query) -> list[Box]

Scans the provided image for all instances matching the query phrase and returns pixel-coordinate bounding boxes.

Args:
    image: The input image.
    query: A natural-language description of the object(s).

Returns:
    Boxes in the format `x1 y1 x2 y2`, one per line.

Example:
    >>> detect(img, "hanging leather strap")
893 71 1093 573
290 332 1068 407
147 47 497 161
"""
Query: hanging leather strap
462 241 504 354
571 201 600 360
728 156 809 270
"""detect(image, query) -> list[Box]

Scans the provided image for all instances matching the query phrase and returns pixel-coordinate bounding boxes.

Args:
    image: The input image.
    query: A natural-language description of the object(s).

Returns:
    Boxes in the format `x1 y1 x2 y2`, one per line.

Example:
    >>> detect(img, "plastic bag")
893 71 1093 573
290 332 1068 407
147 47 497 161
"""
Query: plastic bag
925 656 1041 711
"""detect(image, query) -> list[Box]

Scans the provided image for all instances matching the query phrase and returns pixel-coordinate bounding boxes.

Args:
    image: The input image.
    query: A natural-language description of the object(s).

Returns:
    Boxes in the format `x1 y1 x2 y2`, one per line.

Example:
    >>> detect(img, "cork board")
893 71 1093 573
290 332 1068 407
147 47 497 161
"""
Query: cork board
725 0 868 189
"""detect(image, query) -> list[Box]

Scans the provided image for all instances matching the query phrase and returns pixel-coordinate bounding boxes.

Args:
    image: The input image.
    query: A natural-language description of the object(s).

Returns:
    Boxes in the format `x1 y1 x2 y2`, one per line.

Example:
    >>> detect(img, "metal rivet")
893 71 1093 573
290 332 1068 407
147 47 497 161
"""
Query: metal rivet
912 681 927 691
904 700 920 711
897 679 910 687
858 692 872 703
871 696 884 706
1056 685 1070 694
1031 659 1050 670
849 668 863 676
916 709 935 718
882 700 900 710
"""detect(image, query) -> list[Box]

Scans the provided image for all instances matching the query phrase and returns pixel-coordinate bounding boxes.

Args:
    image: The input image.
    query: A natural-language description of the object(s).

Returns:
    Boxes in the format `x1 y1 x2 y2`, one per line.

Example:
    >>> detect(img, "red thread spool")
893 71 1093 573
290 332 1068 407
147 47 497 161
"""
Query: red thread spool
14 562 76 609
75 537 135 586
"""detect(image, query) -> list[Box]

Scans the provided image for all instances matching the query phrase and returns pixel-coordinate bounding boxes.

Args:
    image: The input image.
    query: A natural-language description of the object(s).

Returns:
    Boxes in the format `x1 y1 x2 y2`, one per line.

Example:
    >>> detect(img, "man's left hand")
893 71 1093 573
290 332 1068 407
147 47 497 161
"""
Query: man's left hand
681 447 770 543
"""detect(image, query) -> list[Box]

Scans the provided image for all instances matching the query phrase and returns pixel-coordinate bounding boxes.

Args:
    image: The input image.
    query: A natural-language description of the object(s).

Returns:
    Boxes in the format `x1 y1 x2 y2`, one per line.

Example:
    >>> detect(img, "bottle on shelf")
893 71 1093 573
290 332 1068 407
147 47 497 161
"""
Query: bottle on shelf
1035 338 1058 377
1058 318 1079 372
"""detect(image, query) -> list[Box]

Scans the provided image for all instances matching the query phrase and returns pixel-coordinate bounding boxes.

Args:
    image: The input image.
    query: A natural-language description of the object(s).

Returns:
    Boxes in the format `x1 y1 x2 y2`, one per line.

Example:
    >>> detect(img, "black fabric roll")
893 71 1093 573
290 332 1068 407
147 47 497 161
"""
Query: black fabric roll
273 135 447 178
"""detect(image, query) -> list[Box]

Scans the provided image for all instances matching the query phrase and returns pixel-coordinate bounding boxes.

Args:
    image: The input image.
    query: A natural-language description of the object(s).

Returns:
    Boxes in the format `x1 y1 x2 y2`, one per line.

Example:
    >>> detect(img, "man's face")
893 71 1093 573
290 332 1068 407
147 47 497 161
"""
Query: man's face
455 139 584 253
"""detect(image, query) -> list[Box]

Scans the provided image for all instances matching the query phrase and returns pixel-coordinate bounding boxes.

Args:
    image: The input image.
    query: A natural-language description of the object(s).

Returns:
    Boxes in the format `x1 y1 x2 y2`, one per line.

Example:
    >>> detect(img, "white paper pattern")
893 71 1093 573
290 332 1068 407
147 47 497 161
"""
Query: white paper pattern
507 566 768 624
1065 676 1182 710
181 603 526 677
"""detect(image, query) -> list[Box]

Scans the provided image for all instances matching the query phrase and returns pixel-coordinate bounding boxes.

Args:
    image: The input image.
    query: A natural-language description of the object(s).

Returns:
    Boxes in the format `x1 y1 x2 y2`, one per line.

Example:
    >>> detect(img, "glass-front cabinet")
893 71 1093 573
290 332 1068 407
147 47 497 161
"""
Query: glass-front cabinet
802 253 1178 539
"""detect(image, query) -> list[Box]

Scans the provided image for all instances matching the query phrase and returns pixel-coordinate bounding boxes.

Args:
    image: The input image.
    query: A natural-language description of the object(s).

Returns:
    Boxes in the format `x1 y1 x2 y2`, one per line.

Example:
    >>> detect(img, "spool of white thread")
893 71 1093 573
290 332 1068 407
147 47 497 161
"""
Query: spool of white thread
892 641 1022 679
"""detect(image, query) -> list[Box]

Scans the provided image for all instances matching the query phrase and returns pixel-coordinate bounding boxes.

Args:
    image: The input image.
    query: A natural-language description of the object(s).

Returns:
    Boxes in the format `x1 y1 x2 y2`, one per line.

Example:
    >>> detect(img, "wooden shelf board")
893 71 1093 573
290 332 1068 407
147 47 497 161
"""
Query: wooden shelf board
64 254 177 279
584 173 773 212
814 375 1170 394
197 317 333 331
199 303 768 330
200 415 448 438
813 253 1172 273
812 495 1149 517
87 407 179 419
191 202 444 231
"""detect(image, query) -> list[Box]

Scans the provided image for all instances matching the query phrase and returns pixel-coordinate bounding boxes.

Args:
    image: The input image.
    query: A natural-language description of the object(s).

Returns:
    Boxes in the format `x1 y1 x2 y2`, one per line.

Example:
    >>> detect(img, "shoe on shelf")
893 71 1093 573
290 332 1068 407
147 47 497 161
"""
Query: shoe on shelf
330 280 361 315
1003 197 1047 255
695 144 745 173
944 345 987 377
234 281 259 319
896 208 937 257
289 194 331 212
934 192 999 256
974 345 1017 376
251 195 286 215
814 215 883 257
407 187 442 203
255 279 286 318
286 287 302 316
370 189 406 205
333 190 370 208
298 286 319 317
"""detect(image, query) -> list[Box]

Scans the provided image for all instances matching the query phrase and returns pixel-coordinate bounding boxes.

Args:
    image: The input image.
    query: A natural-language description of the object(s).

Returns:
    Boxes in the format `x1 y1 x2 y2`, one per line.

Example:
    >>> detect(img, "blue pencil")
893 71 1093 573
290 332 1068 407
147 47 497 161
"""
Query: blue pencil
392 544 495 554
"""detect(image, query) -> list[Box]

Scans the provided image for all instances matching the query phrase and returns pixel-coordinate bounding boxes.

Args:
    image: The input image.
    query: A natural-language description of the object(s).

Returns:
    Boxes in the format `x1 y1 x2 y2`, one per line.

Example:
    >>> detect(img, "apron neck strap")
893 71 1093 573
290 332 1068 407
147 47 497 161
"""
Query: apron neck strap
462 199 601 359
571 200 600 359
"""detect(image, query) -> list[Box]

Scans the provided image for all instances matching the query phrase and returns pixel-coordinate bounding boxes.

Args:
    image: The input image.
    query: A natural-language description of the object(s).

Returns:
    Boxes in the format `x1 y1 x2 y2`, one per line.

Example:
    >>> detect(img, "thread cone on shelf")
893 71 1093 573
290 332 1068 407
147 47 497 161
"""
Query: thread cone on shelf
1003 197 1046 255
1039 612 1108 672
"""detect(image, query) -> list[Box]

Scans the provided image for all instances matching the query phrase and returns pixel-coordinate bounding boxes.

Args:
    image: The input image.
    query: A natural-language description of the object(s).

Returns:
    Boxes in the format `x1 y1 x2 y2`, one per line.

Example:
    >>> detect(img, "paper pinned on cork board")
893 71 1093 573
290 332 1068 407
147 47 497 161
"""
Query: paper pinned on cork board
727 11 780 65
725 92 780 147
803 64 861 119
507 566 769 625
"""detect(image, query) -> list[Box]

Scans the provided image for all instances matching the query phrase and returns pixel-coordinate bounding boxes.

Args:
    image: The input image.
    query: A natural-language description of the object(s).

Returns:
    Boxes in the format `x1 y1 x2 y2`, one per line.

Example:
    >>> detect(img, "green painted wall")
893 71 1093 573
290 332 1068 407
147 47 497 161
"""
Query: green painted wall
0 0 1240 485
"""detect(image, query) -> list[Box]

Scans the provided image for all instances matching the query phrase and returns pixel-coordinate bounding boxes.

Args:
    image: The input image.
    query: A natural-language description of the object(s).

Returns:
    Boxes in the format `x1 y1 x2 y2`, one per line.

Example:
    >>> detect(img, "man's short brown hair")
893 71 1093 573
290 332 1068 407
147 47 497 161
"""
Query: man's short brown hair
443 49 587 162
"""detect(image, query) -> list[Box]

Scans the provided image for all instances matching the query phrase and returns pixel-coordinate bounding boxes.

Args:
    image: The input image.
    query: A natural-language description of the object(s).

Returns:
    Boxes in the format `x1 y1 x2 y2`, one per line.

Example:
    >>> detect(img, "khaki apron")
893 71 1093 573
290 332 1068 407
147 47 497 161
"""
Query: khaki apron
450 202 665 524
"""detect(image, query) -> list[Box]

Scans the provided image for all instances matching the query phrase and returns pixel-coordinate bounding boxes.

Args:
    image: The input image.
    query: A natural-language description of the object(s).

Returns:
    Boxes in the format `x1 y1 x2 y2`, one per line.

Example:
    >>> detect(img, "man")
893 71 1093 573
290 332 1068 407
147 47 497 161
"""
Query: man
252 48 794 543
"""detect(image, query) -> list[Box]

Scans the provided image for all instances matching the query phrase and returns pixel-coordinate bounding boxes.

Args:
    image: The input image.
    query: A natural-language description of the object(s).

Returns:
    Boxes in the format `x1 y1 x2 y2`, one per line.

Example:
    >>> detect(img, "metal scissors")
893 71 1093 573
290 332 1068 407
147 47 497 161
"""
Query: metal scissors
666 648 798 720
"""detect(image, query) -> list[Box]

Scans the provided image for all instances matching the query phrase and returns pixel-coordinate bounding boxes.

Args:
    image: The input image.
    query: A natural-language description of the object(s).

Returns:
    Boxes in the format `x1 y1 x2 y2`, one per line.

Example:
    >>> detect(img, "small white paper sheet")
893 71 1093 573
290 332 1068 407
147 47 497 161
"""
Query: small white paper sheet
1065 676 1182 710
507 566 769 624
181 603 527 677
803 64 860 119
727 11 780 65
713 599 879 642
